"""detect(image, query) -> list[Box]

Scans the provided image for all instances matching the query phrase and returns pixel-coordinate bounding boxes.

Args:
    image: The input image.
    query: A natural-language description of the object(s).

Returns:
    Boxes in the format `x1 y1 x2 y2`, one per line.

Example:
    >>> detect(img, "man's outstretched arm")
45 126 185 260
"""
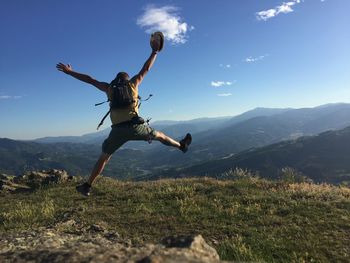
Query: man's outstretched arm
132 51 158 87
56 63 109 92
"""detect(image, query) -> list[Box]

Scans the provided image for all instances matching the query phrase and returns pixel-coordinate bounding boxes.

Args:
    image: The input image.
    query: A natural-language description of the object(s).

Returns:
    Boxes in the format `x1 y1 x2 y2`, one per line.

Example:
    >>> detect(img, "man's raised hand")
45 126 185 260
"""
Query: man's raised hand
56 63 72 74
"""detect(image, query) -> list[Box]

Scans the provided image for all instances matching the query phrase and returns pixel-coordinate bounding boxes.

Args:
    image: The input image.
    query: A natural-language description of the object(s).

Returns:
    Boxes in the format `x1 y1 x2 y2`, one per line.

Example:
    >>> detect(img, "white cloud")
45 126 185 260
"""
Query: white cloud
211 81 234 87
219 64 231 68
137 5 193 44
211 81 225 87
0 95 22 99
244 54 268 63
217 93 232 97
256 0 301 21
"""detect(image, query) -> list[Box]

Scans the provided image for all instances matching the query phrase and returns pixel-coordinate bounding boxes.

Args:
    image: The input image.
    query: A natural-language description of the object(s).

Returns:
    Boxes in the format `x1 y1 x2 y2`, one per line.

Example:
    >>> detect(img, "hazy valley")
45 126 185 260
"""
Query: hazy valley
2 103 350 185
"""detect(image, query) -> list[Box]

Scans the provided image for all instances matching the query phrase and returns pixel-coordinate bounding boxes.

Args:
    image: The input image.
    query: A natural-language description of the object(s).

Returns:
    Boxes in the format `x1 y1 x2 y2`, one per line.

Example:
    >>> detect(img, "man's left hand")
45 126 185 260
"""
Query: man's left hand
56 63 73 74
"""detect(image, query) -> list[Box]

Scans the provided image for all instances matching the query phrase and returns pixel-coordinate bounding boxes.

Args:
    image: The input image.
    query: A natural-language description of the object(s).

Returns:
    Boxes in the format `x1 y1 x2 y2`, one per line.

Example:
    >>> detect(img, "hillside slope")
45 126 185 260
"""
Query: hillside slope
0 138 146 178
3 104 350 179
142 103 350 168
1 172 349 262
173 126 350 184
32 107 288 145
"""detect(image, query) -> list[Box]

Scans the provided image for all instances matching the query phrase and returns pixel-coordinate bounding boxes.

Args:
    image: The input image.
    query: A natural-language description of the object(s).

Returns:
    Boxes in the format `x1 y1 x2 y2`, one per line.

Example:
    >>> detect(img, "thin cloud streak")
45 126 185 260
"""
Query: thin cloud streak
256 0 301 21
244 54 268 63
211 81 234 87
217 93 232 97
0 95 22 100
219 64 231 68
137 5 193 44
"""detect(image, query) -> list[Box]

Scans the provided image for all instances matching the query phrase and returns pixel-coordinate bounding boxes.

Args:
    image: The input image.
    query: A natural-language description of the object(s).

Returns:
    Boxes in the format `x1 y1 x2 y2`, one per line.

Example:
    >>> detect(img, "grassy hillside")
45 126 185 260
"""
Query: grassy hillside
169 126 350 185
1 171 349 262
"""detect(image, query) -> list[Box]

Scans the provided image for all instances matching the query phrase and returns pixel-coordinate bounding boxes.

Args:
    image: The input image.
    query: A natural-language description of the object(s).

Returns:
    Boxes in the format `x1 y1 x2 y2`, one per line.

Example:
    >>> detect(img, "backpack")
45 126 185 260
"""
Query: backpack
108 80 136 109
95 80 152 130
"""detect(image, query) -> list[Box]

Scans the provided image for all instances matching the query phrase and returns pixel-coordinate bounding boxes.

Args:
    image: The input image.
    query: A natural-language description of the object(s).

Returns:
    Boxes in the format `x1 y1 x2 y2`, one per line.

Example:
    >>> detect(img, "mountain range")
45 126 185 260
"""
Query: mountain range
140 103 350 169
158 126 350 184
2 103 350 183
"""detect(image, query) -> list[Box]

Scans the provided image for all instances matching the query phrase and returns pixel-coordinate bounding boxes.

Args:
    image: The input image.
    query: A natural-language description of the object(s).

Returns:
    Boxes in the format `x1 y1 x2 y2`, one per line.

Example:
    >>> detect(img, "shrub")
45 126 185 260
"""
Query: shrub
279 167 313 183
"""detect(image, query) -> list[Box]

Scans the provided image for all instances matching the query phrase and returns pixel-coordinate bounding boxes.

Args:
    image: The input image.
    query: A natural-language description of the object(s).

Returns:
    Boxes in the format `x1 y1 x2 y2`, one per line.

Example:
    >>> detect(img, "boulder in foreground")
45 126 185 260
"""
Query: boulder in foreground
0 169 73 193
0 220 223 263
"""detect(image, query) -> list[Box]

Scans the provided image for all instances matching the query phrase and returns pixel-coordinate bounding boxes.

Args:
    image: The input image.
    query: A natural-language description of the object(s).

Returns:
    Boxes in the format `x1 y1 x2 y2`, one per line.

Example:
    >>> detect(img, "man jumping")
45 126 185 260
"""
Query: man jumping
56 35 192 196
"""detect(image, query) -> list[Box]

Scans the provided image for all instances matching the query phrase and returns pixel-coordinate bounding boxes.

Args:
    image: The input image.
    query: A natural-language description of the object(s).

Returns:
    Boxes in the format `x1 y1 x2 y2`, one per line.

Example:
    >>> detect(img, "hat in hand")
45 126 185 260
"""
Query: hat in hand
150 31 164 52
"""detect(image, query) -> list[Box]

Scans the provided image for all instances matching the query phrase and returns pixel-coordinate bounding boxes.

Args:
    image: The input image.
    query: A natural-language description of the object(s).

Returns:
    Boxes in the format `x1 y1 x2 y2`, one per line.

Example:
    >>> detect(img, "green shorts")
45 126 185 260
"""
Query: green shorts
102 123 157 155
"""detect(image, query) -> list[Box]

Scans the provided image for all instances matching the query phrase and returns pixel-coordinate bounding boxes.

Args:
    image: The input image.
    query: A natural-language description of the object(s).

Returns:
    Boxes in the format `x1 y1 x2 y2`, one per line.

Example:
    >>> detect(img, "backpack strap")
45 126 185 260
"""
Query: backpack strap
138 94 153 109
97 109 111 130
94 87 153 129
95 100 109 106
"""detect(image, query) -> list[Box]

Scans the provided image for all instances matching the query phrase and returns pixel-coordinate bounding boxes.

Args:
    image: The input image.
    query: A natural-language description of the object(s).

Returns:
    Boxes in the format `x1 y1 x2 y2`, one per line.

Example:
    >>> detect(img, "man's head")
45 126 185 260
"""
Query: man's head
113 72 129 84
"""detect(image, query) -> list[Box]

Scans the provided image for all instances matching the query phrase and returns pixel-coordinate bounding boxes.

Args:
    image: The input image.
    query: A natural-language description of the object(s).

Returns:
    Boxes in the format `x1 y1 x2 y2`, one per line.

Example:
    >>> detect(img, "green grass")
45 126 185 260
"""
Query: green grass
1 172 349 262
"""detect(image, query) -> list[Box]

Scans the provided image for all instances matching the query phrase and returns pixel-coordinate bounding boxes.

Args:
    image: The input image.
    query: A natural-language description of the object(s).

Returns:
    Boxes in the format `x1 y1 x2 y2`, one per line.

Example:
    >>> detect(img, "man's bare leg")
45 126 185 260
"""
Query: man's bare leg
154 131 192 153
87 152 111 185
76 152 111 196
154 131 181 148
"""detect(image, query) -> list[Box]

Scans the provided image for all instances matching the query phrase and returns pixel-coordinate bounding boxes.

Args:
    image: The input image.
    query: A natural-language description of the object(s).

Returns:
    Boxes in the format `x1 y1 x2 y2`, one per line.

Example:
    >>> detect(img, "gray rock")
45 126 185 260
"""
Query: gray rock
1 169 73 193
0 226 227 263
22 169 72 184
0 174 30 193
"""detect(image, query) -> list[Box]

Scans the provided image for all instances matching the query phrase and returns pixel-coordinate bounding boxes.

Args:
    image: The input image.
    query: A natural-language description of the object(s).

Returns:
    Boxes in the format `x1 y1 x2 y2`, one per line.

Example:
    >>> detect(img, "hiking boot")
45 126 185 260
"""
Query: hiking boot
179 133 192 153
76 182 91 196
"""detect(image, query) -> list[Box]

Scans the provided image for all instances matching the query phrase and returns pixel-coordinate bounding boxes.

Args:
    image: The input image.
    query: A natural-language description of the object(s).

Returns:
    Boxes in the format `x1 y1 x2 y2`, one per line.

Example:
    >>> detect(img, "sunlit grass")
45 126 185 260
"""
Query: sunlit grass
1 196 55 229
1 170 349 262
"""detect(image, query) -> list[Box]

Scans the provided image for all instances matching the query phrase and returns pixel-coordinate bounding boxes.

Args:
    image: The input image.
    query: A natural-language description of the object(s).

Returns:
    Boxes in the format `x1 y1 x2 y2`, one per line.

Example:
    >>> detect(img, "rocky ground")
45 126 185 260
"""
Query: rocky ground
0 169 74 193
2 169 349 262
0 220 223 263
0 170 226 262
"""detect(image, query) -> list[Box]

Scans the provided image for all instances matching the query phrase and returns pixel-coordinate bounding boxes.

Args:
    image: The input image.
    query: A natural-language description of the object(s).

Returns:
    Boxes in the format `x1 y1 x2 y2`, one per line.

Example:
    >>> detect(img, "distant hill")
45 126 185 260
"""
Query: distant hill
226 107 292 126
32 107 289 146
170 126 350 184
142 103 350 169
3 103 350 180
32 116 233 145
32 128 111 144
0 138 146 178
31 108 288 153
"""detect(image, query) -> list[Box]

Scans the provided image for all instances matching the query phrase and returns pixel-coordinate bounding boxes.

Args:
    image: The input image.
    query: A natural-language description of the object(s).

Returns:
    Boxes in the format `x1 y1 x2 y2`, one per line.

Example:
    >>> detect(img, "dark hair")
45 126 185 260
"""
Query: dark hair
113 72 129 84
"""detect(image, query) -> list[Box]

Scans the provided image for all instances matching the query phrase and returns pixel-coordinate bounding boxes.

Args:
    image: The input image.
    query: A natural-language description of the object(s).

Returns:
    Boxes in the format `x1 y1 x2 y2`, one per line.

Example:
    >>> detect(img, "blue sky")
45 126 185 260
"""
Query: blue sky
1 0 349 139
